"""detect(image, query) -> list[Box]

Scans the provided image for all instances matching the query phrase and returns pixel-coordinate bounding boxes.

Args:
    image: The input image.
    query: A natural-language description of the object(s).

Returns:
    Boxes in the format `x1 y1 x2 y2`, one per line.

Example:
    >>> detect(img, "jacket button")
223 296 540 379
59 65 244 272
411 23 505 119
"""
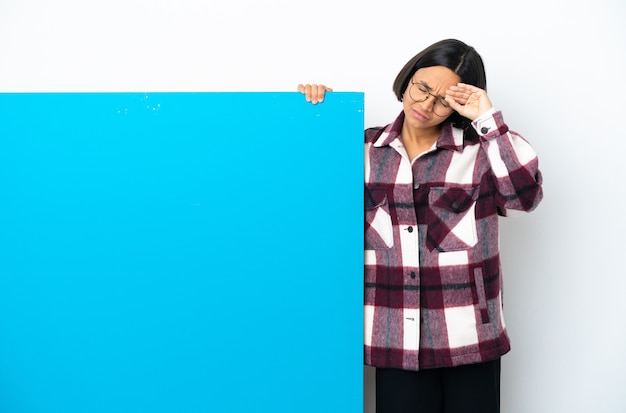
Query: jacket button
481 126 490 134
407 226 414 233
410 272 416 279
414 183 420 189
452 201 460 210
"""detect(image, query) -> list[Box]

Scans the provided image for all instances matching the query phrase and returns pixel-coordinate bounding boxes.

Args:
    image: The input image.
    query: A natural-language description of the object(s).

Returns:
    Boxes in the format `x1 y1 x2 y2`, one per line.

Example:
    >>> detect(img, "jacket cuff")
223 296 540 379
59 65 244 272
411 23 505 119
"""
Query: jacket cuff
472 109 509 138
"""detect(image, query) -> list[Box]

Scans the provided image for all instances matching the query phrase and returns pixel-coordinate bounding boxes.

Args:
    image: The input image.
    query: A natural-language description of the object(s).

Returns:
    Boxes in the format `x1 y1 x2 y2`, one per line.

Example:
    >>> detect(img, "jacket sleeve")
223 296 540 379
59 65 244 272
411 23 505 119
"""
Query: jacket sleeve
473 110 543 217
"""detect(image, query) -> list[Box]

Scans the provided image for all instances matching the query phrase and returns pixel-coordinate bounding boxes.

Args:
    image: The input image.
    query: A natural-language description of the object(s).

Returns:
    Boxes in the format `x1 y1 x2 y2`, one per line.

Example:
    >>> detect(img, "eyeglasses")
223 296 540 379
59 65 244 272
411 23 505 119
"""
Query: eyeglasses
407 80 452 117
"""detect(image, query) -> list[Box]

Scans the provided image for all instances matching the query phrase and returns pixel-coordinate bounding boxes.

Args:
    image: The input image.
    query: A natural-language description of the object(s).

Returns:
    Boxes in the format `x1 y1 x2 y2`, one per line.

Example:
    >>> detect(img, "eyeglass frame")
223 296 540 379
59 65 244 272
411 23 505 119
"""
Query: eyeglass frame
406 79 453 117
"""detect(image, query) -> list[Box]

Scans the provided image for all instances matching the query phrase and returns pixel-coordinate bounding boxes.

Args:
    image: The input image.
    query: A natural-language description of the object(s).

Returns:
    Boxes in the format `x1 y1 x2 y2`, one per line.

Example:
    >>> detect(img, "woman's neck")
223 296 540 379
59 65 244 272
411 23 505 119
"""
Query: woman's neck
401 124 440 161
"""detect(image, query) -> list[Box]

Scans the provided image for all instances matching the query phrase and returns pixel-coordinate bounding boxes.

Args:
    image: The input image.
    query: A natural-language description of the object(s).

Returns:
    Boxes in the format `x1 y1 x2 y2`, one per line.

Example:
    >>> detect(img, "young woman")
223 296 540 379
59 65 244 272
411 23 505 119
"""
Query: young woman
299 39 543 413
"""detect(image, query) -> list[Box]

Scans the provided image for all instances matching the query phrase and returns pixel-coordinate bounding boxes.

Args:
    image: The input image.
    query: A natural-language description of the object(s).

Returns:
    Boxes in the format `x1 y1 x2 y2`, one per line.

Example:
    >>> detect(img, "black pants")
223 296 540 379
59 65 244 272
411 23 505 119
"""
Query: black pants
375 359 501 413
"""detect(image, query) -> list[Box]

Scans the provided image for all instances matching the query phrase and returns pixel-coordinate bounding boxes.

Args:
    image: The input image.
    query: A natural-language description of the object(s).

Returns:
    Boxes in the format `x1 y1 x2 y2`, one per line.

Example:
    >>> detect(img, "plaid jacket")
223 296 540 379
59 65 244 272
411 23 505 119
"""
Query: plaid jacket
364 110 543 371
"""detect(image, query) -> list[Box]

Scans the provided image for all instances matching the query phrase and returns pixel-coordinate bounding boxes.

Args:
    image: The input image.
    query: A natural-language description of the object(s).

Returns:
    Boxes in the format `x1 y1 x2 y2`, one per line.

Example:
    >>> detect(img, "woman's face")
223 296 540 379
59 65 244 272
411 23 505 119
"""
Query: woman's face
402 65 460 130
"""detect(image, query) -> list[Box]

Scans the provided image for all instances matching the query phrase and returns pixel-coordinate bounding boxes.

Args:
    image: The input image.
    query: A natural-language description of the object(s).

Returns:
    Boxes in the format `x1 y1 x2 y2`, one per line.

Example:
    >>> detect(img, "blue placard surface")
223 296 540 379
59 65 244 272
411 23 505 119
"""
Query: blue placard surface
0 92 364 413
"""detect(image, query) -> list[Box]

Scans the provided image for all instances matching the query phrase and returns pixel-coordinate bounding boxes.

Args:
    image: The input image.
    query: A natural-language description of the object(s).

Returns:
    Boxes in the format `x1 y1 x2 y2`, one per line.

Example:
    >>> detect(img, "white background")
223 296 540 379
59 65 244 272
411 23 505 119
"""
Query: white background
1 0 625 412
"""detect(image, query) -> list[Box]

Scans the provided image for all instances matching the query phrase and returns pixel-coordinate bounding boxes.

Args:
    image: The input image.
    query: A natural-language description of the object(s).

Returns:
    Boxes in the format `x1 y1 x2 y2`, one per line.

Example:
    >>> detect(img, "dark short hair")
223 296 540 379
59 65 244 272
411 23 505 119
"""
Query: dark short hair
392 39 487 135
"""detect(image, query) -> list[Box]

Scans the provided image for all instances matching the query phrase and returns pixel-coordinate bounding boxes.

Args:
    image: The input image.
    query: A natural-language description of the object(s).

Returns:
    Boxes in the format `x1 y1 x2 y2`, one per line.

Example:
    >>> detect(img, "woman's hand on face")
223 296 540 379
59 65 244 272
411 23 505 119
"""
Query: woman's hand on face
445 83 493 121
297 84 333 104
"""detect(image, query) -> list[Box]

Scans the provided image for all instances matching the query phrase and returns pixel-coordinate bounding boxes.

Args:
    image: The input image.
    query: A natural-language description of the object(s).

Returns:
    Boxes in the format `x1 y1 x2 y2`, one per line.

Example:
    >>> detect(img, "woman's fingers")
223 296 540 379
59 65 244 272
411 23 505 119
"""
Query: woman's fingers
297 84 333 104
445 83 492 120
446 83 477 105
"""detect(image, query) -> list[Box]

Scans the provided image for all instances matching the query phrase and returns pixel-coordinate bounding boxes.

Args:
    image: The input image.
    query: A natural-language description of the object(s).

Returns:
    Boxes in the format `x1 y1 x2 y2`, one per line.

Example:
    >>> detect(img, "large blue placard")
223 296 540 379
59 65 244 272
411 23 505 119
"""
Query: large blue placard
0 92 364 413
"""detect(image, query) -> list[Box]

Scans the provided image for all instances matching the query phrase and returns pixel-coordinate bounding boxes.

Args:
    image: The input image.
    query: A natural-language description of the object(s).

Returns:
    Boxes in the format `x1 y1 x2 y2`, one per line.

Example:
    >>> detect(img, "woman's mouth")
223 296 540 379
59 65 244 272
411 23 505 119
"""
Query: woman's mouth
412 108 429 121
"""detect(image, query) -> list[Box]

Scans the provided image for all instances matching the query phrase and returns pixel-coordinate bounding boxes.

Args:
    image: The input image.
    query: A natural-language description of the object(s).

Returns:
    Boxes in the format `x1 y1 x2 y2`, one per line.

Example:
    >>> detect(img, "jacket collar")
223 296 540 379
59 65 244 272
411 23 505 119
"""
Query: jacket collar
373 111 465 152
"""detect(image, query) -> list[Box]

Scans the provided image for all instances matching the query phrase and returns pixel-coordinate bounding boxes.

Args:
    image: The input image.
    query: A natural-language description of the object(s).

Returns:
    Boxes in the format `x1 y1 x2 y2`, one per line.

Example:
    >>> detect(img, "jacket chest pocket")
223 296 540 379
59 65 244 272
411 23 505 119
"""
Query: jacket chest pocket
365 189 394 250
426 186 479 252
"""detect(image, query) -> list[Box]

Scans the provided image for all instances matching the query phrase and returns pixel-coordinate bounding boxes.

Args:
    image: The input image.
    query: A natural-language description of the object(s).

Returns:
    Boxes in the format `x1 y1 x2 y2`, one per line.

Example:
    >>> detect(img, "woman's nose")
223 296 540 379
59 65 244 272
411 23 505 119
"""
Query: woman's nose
420 94 437 111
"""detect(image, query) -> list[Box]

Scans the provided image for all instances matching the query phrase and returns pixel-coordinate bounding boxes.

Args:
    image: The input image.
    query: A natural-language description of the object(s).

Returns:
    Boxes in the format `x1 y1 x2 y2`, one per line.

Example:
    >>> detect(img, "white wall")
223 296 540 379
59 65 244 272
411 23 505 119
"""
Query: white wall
2 0 625 412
